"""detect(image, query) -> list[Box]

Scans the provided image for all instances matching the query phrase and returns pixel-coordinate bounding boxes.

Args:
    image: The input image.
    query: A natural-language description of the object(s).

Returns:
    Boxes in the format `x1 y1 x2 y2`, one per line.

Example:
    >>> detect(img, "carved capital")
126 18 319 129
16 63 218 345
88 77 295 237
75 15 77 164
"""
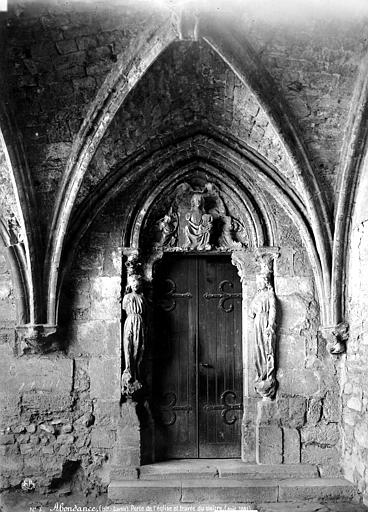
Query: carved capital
231 249 248 283
16 324 58 354
319 322 348 355
255 247 280 276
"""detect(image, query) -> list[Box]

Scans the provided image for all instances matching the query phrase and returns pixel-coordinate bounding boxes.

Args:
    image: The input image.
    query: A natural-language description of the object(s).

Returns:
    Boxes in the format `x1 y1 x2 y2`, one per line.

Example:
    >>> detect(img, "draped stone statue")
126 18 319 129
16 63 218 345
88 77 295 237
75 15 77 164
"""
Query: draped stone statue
250 274 277 400
184 193 213 250
121 274 146 396
157 209 178 247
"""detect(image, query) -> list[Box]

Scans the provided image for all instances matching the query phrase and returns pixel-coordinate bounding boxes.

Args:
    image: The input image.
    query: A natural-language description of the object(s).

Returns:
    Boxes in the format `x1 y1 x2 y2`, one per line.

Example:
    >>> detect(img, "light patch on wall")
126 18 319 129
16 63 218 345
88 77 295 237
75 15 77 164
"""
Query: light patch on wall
0 0 7 11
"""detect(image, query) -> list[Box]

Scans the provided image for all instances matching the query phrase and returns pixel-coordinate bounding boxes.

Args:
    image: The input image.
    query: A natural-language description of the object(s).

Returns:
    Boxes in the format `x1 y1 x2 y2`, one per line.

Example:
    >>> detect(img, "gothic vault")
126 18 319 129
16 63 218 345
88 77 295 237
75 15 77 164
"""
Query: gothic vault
0 0 368 508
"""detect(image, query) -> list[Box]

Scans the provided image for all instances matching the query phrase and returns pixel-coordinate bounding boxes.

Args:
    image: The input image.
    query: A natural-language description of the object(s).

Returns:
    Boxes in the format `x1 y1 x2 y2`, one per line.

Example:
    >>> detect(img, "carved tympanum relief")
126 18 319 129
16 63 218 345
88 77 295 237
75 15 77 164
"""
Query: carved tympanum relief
146 181 249 252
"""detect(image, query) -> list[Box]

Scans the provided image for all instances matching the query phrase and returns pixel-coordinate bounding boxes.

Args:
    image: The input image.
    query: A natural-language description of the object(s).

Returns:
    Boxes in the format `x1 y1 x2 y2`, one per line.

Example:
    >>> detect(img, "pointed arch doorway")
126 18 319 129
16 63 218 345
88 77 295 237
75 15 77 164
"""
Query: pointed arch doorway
152 253 243 460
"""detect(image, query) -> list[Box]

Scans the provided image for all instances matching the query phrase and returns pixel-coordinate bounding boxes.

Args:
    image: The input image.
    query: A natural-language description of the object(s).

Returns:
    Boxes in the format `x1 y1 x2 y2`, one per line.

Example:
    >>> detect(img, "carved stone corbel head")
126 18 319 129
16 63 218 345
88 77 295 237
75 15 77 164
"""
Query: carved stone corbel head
320 322 348 355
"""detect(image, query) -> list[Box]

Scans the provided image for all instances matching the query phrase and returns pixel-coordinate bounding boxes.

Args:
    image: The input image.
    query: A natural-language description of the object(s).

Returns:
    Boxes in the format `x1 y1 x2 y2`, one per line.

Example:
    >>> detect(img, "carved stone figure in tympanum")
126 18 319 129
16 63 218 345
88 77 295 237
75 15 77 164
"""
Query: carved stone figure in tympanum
121 274 146 397
250 274 277 400
157 209 178 248
184 193 213 250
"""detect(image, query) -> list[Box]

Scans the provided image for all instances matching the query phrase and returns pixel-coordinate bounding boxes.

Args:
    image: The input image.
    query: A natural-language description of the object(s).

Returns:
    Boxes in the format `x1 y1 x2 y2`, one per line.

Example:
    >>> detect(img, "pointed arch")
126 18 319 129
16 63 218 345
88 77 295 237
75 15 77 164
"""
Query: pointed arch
0 101 43 325
45 9 333 329
56 130 328 325
332 51 368 325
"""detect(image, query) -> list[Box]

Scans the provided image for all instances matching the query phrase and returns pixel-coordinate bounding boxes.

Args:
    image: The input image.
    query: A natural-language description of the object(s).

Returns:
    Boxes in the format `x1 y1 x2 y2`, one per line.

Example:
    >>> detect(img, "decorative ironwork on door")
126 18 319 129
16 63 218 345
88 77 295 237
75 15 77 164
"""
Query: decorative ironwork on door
203 279 242 312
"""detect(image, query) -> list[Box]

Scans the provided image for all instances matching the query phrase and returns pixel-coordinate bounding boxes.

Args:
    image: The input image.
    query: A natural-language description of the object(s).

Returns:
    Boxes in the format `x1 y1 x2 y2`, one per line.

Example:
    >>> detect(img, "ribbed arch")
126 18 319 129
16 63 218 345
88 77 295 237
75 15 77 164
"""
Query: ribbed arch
56 131 328 324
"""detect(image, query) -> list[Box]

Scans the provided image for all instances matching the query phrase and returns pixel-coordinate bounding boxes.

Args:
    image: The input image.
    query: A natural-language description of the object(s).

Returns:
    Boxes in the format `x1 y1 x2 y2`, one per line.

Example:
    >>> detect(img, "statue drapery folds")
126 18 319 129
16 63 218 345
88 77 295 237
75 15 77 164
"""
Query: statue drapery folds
250 273 277 400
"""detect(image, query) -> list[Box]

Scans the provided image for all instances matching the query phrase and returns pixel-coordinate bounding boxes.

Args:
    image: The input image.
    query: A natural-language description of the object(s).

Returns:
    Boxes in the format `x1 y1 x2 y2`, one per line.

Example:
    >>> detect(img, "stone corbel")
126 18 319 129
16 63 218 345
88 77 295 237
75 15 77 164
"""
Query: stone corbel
16 324 58 355
319 322 348 355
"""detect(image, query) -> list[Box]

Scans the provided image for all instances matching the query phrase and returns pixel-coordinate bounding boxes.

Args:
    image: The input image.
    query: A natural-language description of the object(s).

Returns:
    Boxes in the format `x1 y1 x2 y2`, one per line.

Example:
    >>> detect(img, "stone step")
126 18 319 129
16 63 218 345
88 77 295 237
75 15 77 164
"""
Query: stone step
139 460 319 480
108 478 355 504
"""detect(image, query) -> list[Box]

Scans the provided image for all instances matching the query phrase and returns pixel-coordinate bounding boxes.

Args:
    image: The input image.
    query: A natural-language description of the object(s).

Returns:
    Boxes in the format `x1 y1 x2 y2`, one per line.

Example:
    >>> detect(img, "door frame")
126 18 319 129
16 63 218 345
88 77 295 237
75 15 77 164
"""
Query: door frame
121 171 279 464
152 253 244 459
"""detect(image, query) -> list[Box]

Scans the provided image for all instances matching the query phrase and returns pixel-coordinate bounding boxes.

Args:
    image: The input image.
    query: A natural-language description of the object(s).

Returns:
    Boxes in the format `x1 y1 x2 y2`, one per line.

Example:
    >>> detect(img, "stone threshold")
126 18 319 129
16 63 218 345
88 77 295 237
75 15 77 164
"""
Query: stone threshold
108 477 355 504
108 460 355 504
138 459 319 480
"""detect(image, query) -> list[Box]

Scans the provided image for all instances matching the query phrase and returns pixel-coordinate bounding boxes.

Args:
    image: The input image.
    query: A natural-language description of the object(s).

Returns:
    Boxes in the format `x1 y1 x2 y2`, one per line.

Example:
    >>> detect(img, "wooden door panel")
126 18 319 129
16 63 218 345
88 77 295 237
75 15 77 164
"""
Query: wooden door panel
198 257 242 458
153 256 197 459
153 255 242 459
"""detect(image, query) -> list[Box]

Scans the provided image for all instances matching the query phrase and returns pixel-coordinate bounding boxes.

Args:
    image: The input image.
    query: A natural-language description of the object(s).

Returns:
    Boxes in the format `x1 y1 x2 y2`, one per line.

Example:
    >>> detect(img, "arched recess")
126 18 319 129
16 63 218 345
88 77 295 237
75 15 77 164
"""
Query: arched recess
57 130 327 327
45 8 332 334
0 217 28 325
0 109 42 327
332 51 368 328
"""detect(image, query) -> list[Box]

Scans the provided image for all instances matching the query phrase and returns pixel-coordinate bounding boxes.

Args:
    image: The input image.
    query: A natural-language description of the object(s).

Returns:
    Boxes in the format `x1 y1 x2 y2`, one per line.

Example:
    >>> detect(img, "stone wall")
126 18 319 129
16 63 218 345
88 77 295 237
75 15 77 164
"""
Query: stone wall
343 170 368 504
242 196 342 475
0 203 122 496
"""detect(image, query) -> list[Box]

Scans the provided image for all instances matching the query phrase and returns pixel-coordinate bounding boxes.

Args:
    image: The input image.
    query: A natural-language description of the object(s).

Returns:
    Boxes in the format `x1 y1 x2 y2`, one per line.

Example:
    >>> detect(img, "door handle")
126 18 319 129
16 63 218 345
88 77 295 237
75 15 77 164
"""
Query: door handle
200 362 212 369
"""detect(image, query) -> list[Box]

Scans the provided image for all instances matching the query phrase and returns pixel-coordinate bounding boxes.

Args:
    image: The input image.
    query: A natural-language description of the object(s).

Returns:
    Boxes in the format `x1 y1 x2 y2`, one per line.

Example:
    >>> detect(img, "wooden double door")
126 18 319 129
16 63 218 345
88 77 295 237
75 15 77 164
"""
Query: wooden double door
153 255 243 459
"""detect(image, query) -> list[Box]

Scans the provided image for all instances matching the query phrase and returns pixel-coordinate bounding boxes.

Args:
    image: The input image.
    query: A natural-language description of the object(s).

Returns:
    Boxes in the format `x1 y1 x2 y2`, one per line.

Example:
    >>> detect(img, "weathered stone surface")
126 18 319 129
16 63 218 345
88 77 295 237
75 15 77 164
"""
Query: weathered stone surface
181 479 278 503
89 357 121 400
109 480 182 503
301 422 339 446
278 478 355 502
277 369 320 396
283 428 301 464
257 426 283 465
0 356 73 394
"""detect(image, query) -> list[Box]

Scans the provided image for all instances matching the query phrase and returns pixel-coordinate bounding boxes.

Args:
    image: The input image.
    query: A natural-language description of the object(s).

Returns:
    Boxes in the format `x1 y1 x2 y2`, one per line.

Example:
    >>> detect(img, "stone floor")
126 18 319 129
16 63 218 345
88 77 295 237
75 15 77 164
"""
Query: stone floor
1 491 368 512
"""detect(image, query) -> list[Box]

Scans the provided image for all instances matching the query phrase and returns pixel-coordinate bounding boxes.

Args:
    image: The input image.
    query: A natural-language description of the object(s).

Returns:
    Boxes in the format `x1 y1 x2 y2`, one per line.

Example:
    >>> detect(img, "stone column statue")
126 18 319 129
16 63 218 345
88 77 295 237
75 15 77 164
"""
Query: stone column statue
121 274 146 397
250 273 277 400
184 193 213 250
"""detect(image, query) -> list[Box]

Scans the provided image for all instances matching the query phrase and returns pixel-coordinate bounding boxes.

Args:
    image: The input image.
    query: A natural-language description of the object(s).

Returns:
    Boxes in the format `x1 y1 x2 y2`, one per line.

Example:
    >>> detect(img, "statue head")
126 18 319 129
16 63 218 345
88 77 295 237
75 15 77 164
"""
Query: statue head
191 193 203 209
127 274 142 293
256 274 270 291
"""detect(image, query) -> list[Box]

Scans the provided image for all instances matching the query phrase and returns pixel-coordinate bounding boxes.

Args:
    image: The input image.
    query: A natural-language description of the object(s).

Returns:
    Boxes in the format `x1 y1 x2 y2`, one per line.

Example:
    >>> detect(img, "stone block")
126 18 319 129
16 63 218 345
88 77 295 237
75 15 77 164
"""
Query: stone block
301 422 339 446
94 400 120 428
277 369 319 396
113 447 140 467
277 294 309 331
354 422 368 449
256 426 283 464
181 479 278 503
91 427 116 449
108 480 182 503
283 427 301 463
288 396 307 428
89 357 121 400
0 355 73 394
68 320 120 357
301 445 340 476
0 435 15 445
324 390 341 420
307 397 322 425
278 478 355 502
256 399 280 426
90 276 121 320
275 276 314 296
278 334 306 369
